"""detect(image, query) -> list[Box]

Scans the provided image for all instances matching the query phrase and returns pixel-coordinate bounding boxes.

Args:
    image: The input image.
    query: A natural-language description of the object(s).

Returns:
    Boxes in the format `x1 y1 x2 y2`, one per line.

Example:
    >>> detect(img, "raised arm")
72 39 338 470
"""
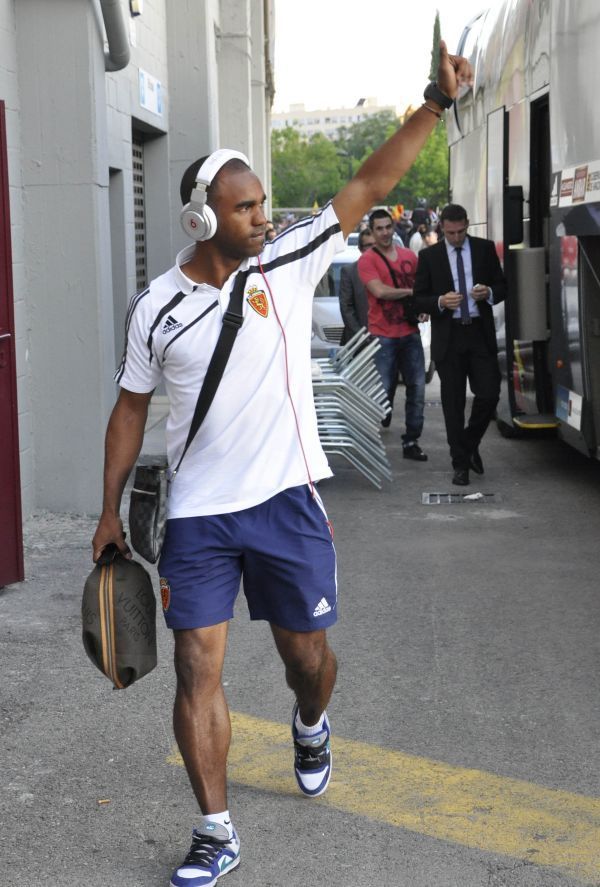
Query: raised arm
332 42 472 237
92 388 153 561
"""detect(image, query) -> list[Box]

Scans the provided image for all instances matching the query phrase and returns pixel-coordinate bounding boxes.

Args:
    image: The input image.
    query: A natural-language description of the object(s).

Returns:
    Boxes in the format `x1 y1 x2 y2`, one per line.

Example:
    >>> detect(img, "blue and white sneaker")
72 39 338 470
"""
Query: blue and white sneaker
170 819 240 887
291 703 332 797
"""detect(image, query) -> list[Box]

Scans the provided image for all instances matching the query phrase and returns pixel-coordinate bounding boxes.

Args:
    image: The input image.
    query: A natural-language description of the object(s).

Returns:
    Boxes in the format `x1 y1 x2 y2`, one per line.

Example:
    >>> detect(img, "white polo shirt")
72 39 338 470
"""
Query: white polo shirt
116 202 345 518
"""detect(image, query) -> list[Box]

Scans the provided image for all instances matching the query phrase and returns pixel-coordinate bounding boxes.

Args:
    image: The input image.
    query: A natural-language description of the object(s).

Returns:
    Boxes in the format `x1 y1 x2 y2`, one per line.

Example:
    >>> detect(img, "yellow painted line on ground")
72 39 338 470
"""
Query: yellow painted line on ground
167 711 600 883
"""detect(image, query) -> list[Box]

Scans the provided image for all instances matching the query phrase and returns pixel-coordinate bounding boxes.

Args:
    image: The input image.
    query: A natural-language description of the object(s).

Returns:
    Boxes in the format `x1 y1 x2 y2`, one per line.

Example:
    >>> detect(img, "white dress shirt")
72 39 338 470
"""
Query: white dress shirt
439 237 493 317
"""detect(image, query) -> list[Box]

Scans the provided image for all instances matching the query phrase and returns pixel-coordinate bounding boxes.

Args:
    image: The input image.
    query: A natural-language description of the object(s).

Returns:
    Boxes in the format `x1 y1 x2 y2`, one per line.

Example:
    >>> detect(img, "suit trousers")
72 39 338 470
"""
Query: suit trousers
436 321 501 469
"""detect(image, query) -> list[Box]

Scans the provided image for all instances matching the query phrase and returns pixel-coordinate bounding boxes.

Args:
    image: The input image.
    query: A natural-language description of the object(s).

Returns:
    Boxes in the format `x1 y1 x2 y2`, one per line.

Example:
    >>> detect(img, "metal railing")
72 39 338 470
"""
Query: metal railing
313 329 392 488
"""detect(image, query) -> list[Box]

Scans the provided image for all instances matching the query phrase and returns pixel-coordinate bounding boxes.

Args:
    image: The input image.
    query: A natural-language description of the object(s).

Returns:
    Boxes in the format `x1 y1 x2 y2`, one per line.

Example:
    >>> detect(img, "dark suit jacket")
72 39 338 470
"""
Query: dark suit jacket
413 236 506 364
339 260 369 344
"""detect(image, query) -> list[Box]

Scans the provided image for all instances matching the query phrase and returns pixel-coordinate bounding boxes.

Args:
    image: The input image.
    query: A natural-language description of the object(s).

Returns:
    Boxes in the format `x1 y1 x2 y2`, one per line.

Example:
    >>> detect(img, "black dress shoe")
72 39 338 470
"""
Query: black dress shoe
381 413 392 428
452 468 470 486
470 448 484 475
403 443 428 461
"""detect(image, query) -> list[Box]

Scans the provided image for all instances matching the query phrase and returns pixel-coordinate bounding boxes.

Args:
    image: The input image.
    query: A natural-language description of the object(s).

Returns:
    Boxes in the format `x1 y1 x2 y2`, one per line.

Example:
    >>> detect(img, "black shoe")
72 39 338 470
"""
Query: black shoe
403 443 428 461
470 448 484 475
452 468 470 486
381 413 392 428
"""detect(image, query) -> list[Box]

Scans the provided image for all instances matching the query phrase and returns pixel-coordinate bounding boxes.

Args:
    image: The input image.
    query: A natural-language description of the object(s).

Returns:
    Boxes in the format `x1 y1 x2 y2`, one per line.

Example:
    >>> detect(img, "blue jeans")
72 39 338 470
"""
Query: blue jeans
375 332 425 443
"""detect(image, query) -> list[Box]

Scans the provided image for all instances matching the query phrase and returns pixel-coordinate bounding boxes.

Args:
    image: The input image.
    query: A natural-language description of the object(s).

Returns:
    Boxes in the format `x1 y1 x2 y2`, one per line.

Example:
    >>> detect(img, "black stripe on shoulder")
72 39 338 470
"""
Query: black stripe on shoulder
146 291 188 364
162 300 219 361
256 219 342 275
115 286 150 383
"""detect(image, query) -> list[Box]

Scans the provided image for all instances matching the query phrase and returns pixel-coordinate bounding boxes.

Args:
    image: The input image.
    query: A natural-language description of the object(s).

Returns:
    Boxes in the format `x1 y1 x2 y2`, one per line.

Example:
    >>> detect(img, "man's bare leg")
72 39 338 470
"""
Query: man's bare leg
270 625 337 725
271 624 337 796
172 622 230 812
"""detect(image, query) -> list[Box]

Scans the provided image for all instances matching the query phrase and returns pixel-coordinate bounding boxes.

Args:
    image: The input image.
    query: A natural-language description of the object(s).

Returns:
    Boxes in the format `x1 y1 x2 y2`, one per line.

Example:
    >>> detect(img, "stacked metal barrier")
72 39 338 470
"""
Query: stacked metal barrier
312 328 392 488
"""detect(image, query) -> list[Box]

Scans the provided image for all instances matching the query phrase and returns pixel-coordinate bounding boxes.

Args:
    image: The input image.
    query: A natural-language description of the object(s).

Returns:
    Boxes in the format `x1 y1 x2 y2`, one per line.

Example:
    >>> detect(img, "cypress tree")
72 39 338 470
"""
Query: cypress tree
429 11 441 80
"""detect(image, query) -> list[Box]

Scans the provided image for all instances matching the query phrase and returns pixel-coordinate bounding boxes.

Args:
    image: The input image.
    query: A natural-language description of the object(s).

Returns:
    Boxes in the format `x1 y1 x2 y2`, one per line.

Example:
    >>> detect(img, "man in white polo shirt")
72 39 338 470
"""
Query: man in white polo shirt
92 44 471 887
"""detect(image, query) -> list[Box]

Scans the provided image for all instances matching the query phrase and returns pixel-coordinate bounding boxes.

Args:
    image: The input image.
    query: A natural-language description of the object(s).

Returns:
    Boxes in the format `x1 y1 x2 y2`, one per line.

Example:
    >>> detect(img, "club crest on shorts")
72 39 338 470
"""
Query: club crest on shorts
246 285 269 317
159 577 171 611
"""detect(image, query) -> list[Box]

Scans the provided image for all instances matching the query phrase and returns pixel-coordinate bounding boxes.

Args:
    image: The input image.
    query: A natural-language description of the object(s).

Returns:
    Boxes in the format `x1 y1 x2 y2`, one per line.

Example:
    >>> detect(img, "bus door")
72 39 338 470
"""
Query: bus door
486 104 529 430
500 93 557 434
485 107 513 421
579 237 600 457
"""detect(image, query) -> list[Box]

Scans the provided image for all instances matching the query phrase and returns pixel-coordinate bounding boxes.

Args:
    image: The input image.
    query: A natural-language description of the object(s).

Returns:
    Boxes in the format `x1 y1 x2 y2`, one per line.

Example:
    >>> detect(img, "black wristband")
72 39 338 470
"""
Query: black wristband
423 81 454 110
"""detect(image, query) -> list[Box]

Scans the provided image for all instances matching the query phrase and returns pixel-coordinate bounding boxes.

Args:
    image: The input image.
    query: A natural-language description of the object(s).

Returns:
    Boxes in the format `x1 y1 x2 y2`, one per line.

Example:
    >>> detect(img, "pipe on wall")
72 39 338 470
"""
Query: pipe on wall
98 0 130 71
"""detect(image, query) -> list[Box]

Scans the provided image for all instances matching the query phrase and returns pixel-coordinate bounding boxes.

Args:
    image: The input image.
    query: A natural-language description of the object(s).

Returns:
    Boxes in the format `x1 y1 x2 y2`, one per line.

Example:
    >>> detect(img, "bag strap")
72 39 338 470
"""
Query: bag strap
372 246 419 324
372 246 400 287
171 269 247 479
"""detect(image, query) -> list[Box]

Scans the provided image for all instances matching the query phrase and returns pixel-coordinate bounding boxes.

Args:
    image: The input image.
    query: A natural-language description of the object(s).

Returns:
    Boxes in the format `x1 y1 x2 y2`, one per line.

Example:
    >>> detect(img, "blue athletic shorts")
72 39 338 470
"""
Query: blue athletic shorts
157 484 337 632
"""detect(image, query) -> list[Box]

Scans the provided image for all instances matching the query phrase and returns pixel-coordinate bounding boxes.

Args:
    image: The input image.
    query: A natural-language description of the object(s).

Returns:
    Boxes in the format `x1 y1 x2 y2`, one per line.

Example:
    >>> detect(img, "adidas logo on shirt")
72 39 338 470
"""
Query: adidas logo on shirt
162 314 183 334
313 597 332 617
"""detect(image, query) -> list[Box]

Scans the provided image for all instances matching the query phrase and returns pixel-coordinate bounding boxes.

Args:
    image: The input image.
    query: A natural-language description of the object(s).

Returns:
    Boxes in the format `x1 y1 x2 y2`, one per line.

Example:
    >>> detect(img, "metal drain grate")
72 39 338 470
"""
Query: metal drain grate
422 492 499 505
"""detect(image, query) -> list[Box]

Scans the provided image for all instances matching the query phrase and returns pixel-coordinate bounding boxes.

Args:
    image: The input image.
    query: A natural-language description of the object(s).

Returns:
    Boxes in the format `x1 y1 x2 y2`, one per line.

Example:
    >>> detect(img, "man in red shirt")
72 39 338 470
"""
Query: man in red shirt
358 208 427 459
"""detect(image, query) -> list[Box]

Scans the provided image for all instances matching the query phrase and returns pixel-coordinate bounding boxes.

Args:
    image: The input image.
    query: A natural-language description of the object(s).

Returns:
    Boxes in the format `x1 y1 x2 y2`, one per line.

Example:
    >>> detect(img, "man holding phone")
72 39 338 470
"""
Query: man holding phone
413 203 506 485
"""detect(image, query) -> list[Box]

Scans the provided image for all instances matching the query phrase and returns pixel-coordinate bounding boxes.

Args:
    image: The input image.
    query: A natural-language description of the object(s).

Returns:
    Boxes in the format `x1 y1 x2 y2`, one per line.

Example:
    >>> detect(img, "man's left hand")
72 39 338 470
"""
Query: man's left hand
471 284 490 301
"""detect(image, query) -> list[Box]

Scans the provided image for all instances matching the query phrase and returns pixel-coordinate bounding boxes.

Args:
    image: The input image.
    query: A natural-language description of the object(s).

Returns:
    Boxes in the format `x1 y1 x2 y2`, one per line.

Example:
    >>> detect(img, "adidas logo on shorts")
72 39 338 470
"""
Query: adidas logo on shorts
313 597 332 617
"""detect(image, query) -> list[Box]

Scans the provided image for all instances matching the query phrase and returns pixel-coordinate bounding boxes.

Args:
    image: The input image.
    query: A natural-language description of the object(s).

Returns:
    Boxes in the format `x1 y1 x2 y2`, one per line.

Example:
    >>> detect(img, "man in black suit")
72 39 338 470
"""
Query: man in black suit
339 227 375 344
414 203 506 485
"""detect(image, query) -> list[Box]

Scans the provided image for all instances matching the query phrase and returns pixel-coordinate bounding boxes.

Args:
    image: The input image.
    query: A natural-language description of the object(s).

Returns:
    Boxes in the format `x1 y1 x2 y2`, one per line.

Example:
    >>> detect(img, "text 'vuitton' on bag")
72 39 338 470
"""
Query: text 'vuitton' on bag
82 544 157 689
128 459 169 564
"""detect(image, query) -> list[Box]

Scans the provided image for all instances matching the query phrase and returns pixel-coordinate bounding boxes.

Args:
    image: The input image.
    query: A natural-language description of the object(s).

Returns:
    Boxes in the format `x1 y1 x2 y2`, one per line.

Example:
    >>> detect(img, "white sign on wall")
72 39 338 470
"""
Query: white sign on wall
139 69 162 117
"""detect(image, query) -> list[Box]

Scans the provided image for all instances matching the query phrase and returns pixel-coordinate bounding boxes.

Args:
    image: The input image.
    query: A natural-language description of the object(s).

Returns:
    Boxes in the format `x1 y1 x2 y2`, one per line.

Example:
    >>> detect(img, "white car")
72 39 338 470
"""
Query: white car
311 244 434 382
311 244 359 357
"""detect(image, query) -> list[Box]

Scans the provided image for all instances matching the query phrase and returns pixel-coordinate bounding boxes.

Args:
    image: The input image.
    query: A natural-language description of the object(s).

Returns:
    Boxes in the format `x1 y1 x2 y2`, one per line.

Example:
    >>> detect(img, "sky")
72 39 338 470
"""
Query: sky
273 0 489 114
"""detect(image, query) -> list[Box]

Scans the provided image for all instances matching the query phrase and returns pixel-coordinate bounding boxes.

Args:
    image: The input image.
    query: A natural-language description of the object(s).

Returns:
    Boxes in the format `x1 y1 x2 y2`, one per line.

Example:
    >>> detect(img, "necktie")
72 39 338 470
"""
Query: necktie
455 247 471 325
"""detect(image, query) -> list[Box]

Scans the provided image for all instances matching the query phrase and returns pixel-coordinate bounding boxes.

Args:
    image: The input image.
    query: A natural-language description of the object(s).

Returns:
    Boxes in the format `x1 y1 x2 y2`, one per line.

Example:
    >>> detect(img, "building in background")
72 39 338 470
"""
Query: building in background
0 0 275 585
272 97 397 140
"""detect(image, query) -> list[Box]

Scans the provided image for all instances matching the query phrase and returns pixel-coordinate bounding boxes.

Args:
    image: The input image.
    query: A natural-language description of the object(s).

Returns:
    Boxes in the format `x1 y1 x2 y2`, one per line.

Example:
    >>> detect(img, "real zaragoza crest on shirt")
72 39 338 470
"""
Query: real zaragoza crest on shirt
246 284 269 317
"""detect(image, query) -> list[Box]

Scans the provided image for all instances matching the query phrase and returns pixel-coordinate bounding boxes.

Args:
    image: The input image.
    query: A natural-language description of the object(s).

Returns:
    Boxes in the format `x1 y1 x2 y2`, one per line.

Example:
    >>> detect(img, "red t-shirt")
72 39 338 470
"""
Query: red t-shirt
357 246 418 337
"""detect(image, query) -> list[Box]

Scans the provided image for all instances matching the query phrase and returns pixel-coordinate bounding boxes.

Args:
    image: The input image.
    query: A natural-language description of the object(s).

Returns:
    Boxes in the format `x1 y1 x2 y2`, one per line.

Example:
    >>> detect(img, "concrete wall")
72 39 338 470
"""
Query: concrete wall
2 0 273 518
165 0 222 255
15 0 114 512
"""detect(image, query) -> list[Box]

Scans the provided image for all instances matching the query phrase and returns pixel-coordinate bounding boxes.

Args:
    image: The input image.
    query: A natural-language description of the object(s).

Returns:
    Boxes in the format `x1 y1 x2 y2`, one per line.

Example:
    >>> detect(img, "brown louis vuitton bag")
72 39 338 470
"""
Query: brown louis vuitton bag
82 544 157 689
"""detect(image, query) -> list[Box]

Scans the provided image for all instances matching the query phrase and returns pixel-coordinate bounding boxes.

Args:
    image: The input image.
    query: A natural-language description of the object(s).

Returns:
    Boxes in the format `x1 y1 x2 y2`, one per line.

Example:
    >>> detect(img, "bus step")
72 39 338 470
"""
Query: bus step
513 414 560 430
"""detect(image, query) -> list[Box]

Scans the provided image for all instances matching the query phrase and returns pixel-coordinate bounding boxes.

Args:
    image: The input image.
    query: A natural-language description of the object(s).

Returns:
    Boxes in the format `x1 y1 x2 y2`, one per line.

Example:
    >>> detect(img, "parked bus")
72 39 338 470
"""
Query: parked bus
448 0 600 458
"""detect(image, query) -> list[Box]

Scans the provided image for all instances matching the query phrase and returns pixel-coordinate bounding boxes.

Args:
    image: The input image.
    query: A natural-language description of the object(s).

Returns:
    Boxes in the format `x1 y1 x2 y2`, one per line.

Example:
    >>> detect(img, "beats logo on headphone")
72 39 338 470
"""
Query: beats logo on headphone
180 148 250 241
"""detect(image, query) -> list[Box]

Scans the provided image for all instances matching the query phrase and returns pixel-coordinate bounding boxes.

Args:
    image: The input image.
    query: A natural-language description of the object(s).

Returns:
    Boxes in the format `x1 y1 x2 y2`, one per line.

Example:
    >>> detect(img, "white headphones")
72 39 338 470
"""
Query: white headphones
180 148 250 241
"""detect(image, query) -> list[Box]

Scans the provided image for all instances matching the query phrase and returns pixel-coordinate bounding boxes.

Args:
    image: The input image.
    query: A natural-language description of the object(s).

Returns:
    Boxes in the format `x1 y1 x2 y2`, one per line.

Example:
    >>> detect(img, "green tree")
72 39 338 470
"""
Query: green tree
271 109 449 212
271 128 346 207
335 111 398 164
386 120 449 209
271 127 311 207
304 133 346 205
429 11 441 80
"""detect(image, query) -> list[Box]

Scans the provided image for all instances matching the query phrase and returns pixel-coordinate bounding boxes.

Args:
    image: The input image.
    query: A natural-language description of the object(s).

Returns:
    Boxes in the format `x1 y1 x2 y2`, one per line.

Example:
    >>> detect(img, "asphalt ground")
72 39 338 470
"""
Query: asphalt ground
2 378 600 887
